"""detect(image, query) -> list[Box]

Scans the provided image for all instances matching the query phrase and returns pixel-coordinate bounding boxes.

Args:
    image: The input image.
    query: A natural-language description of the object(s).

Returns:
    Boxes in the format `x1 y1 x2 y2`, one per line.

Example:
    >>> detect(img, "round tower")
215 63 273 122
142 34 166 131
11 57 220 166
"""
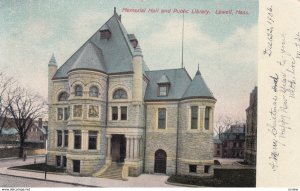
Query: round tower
48 54 58 104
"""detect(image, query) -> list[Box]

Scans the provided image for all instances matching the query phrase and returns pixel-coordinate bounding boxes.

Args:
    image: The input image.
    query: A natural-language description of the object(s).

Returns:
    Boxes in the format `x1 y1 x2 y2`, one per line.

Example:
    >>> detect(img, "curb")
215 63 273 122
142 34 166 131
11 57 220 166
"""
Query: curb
164 180 200 187
0 172 99 187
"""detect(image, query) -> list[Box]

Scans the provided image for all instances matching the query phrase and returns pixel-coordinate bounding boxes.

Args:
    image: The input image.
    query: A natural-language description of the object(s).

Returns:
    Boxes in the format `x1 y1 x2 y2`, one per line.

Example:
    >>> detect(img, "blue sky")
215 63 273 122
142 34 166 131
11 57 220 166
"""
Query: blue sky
0 0 258 121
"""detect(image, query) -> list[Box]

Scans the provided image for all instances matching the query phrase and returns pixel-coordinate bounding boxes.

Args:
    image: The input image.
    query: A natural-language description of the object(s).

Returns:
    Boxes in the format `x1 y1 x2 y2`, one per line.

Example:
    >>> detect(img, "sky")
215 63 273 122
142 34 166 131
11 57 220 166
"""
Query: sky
0 0 258 122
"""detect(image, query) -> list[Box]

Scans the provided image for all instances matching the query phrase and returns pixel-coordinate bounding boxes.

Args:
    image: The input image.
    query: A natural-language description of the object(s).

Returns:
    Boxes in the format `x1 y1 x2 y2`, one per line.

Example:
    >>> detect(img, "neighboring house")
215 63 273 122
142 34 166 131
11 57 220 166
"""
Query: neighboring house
0 117 47 148
215 124 246 159
213 135 222 157
47 8 216 177
26 118 48 148
245 87 257 165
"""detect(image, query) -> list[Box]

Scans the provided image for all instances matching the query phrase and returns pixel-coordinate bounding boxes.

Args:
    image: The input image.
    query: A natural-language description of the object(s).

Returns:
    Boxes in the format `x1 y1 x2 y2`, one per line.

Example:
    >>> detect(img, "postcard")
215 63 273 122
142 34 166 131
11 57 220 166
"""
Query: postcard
0 0 299 189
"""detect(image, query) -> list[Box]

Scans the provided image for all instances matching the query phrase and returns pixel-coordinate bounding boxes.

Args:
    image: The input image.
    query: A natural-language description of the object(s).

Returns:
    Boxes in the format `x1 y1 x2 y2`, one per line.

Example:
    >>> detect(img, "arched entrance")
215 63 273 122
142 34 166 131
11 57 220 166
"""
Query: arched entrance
154 149 167 173
111 134 126 163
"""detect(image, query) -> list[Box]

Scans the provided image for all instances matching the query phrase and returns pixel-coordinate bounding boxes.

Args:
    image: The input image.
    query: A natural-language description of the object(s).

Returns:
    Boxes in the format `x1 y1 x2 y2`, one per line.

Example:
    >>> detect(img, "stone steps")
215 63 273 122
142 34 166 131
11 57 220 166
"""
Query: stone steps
98 163 124 180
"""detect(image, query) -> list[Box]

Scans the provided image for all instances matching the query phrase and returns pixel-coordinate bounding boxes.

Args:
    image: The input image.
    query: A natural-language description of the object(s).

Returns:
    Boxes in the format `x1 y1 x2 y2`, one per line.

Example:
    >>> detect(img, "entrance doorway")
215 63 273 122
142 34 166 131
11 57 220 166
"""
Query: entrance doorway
111 134 126 163
154 149 167 173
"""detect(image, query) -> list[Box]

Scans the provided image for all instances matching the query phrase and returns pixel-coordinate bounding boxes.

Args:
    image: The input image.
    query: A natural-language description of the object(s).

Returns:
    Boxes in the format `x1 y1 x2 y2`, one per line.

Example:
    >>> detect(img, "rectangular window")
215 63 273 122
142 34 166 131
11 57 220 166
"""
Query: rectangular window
88 131 97 150
112 106 118 120
121 106 127 120
57 108 63 120
40 136 44 141
158 108 166 129
189 165 197 173
159 86 167 96
191 106 198 129
73 160 80 173
89 105 99 118
74 130 81 149
64 107 70 120
63 156 67 168
57 130 62 147
205 107 210 130
73 105 82 118
56 155 61 167
64 130 68 147
204 165 210 173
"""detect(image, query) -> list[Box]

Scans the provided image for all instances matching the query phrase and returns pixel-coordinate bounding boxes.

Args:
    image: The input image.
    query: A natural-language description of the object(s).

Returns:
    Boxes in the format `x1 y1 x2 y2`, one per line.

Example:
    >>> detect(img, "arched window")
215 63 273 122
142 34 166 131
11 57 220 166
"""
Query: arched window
89 86 99 97
58 92 69 101
113 89 127 99
75 85 83 96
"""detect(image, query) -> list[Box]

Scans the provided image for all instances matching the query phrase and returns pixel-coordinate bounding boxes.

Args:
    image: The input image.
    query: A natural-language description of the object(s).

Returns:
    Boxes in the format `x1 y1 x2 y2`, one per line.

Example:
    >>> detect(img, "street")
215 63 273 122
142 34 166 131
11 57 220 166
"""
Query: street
0 174 83 187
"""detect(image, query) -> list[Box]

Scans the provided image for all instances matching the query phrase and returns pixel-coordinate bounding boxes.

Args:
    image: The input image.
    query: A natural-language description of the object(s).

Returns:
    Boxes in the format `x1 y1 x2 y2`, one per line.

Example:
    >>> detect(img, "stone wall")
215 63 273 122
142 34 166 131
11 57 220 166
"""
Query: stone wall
144 102 178 175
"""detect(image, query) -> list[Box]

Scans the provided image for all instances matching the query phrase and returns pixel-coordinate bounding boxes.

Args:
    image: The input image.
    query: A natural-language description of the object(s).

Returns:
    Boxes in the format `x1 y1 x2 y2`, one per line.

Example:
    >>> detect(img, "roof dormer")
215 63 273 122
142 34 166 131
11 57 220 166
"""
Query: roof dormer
100 24 111 39
157 74 170 97
128 34 138 48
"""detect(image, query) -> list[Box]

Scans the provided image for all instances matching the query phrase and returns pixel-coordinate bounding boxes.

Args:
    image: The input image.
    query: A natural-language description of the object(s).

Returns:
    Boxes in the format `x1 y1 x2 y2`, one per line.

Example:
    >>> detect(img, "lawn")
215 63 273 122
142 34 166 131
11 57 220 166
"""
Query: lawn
9 163 66 173
168 168 256 187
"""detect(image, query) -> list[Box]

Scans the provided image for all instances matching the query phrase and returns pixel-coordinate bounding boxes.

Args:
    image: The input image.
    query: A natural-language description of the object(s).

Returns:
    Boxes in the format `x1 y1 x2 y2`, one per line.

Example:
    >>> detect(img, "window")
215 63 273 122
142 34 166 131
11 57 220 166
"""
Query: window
56 155 61 167
88 105 99 118
58 92 69 101
58 107 69 121
191 106 198 129
112 106 118 120
189 165 197 173
73 105 82 118
217 144 220 149
73 160 80 173
204 165 210 173
57 130 62 147
74 130 81 149
63 156 67 168
64 130 68 147
64 107 70 120
158 86 168 96
75 85 83 96
217 151 220 155
158 108 166 129
236 135 240 140
40 136 43 141
113 89 127 99
88 131 97 150
57 108 63 120
233 142 237 148
89 86 99 97
205 107 210 130
121 106 127 120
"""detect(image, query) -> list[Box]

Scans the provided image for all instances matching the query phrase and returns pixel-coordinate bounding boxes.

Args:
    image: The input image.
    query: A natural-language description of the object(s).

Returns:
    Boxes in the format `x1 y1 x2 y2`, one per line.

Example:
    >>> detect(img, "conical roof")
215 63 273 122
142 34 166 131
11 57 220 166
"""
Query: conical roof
69 41 106 73
48 54 57 66
183 70 215 100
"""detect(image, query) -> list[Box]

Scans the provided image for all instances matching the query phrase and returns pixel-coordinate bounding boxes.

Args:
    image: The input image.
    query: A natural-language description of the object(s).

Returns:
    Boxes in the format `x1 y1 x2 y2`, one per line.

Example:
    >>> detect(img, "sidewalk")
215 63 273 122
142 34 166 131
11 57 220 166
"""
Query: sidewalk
0 166 175 187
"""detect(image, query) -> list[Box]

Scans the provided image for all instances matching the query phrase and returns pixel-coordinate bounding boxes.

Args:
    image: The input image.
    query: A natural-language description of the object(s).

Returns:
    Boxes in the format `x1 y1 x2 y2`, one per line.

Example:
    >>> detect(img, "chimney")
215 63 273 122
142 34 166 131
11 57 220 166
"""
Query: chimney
38 118 43 129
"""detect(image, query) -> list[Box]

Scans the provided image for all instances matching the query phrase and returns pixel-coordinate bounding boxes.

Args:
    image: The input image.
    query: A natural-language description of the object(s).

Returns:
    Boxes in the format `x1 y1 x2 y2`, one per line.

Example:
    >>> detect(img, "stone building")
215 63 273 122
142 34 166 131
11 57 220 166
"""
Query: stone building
245 87 257 165
47 9 216 178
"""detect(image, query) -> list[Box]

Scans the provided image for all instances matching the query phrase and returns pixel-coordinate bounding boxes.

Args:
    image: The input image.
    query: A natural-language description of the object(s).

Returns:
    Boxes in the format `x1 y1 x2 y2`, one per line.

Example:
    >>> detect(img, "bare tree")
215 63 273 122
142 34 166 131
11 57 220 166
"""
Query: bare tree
214 116 233 140
0 72 14 135
7 87 46 157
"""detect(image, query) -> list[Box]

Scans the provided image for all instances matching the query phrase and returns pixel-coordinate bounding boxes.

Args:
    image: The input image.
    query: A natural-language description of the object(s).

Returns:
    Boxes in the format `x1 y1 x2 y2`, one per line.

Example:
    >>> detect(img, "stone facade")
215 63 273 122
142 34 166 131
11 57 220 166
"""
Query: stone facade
47 10 216 178
245 87 257 165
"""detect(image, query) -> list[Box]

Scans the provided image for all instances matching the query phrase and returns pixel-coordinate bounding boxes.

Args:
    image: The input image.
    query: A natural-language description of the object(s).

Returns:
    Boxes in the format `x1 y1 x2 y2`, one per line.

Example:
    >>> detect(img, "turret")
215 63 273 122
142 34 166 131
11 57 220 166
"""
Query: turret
48 54 57 104
132 44 143 103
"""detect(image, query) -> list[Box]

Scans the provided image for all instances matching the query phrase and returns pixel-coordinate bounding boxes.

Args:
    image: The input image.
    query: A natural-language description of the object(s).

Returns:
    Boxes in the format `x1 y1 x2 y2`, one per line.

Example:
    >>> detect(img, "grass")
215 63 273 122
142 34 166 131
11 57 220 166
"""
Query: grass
9 163 66 173
168 168 256 187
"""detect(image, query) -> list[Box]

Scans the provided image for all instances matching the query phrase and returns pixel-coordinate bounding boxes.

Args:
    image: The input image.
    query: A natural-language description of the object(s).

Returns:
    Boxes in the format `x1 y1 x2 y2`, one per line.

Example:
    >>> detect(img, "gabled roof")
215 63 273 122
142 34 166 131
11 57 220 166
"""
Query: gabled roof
53 12 136 79
183 70 215 100
144 68 191 101
157 74 170 84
